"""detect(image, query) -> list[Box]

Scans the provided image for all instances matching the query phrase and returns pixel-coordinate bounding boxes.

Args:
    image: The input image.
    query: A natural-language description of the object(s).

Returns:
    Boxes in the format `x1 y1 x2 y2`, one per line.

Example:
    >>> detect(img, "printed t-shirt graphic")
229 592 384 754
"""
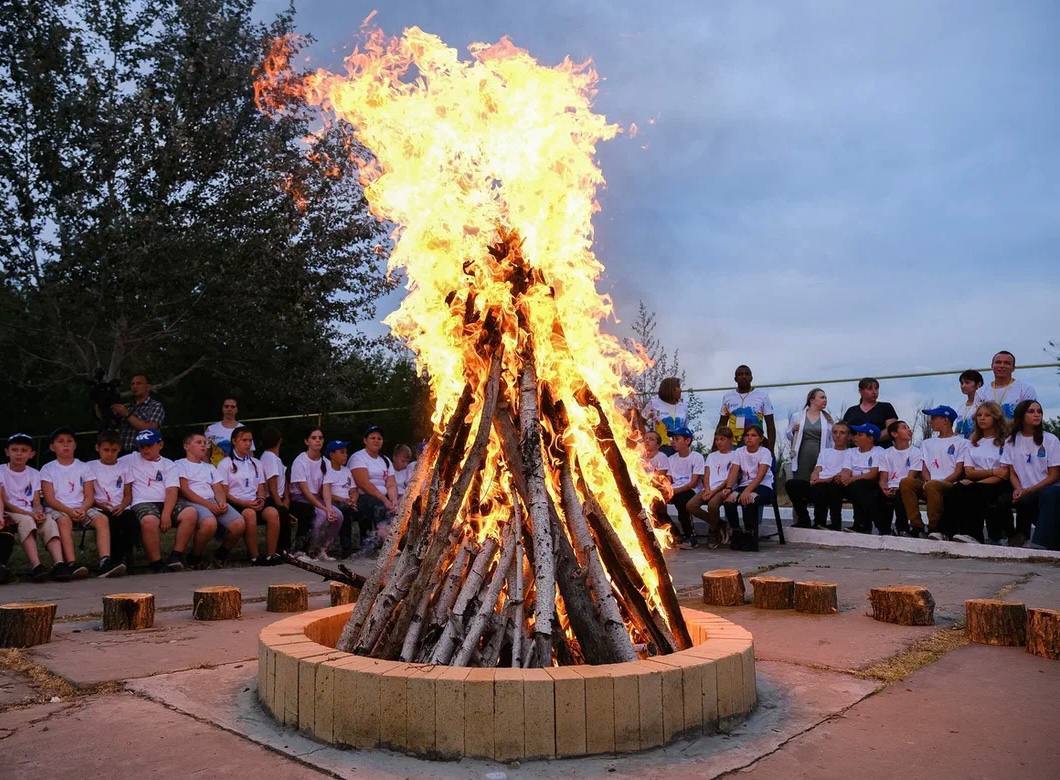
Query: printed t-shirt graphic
972 379 1037 420
720 389 773 444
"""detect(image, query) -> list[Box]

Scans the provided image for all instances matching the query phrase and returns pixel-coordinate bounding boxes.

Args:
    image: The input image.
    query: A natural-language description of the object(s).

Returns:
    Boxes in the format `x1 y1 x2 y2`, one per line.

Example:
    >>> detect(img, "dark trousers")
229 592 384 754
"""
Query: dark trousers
845 480 885 533
809 480 845 530
785 479 814 526
879 491 910 534
289 500 316 550
1030 485 1060 550
669 489 697 541
356 494 390 547
336 504 359 555
1013 492 1040 540
105 510 139 567
942 482 1012 542
266 498 292 552
0 530 14 566
724 485 775 533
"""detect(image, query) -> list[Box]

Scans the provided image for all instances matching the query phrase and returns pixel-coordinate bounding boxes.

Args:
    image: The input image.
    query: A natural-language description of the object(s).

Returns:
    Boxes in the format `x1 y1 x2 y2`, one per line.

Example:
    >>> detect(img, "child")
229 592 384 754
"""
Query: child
321 440 359 559
217 426 282 565
87 431 138 570
392 443 416 503
954 370 984 439
901 406 969 539
1001 400 1060 549
943 402 1010 543
808 421 852 531
878 421 922 536
40 427 124 577
665 426 704 548
722 424 774 548
687 427 736 547
289 427 327 553
259 427 291 552
169 432 243 567
1 433 65 581
718 365 776 447
838 424 885 534
125 429 197 573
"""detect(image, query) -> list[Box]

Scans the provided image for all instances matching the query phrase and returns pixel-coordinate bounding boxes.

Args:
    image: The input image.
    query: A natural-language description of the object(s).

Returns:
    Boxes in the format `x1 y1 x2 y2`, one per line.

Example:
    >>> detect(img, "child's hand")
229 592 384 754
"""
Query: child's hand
738 490 757 506
160 514 172 532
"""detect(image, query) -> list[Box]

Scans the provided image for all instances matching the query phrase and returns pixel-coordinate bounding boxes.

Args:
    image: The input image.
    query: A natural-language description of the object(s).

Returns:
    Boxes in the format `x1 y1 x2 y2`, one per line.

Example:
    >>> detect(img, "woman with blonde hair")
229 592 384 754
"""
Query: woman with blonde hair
941 401 1010 543
641 376 687 455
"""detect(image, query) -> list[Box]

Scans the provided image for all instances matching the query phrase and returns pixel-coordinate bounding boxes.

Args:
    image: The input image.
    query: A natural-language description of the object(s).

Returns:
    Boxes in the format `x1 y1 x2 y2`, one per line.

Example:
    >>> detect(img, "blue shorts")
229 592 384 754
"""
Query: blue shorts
186 503 243 539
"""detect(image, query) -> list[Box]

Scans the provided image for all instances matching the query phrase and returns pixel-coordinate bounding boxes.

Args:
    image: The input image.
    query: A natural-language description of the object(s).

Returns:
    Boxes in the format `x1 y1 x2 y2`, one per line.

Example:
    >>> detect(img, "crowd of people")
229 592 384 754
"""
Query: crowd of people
0 379 417 584
640 351 1059 553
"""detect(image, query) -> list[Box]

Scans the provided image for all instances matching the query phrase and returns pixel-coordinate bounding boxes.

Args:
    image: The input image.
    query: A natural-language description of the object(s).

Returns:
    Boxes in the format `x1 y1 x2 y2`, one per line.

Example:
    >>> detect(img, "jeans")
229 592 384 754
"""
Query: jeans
724 485 775 533
942 481 1012 541
1029 484 1060 550
845 480 885 533
669 489 698 541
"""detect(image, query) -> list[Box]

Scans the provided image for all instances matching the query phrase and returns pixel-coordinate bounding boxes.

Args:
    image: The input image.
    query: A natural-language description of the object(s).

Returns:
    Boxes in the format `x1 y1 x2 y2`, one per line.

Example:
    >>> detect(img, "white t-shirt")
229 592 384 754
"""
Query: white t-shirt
125 454 175 505
88 459 127 506
204 421 240 448
880 446 923 489
289 452 325 500
1001 432 1060 489
323 463 356 502
704 450 737 490
40 459 91 507
921 436 970 481
260 450 287 498
734 446 774 489
167 458 221 501
350 449 393 495
666 451 705 488
0 464 41 512
641 397 688 444
394 461 416 496
845 446 884 477
973 379 1037 420
216 455 264 501
645 452 670 474
954 401 978 439
720 389 773 443
962 438 1004 471
814 448 849 481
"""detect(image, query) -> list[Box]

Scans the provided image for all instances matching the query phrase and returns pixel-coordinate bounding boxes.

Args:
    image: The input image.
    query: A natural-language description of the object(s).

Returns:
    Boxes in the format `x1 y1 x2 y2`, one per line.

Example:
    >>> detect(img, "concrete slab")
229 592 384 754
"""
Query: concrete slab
0 669 38 707
781 524 1060 561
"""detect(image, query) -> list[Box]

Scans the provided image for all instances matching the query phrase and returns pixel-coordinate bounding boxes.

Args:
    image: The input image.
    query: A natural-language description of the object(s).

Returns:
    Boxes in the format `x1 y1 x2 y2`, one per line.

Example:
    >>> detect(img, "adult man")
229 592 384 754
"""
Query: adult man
841 378 899 448
718 365 776 448
973 350 1037 420
111 373 166 454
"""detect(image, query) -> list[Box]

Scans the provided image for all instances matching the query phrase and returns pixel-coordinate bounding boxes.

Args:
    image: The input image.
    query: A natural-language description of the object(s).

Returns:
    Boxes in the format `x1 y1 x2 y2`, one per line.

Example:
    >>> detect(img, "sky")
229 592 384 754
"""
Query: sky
255 0 1060 435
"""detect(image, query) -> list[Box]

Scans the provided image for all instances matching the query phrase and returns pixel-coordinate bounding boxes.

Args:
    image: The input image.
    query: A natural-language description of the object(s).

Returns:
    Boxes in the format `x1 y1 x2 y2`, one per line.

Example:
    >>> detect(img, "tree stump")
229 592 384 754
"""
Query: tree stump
0 602 57 648
702 569 746 607
965 599 1027 646
794 581 839 614
192 586 242 621
1026 608 1060 660
750 576 794 609
868 585 935 626
267 583 309 613
330 581 355 607
102 593 155 631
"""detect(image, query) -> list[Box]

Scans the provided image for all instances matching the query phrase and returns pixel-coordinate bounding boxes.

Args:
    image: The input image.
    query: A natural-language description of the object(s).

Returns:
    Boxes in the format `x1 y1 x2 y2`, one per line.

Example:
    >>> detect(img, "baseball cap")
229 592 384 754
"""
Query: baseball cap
135 429 163 447
363 424 383 438
49 426 77 443
324 439 350 454
849 423 880 440
6 432 34 447
922 405 958 422
668 425 694 440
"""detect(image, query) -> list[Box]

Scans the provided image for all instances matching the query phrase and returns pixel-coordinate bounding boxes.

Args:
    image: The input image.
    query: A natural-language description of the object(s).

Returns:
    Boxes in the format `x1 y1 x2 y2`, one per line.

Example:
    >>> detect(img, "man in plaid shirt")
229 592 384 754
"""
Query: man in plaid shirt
111 373 166 453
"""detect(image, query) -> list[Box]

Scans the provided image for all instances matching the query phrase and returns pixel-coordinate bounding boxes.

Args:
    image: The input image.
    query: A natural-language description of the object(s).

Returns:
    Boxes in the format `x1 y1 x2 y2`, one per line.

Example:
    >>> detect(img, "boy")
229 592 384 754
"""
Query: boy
808 421 852 531
878 421 923 536
259 427 291 552
322 440 358 559
40 427 124 577
1 433 66 581
666 426 704 548
169 432 243 567
838 424 885 533
687 427 737 547
954 370 983 439
126 429 196 572
718 365 776 447
900 406 969 538
88 430 139 570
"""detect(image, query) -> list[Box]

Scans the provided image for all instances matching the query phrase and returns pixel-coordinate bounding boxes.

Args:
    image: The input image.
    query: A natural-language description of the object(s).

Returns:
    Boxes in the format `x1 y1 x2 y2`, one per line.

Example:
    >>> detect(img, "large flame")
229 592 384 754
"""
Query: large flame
259 27 671 620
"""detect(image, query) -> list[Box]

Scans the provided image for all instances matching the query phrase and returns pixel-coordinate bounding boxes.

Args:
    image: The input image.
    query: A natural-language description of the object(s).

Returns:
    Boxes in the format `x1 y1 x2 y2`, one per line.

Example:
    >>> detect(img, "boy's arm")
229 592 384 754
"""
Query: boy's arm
857 467 879 482
943 463 963 483
115 482 132 514
180 478 216 510
41 480 76 515
266 475 284 505
211 480 228 511
81 480 96 513
161 486 178 530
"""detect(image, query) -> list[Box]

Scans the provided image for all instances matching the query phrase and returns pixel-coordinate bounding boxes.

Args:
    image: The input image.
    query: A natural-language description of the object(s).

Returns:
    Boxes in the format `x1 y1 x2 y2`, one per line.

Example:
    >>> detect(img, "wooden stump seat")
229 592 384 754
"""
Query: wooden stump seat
702 569 745 607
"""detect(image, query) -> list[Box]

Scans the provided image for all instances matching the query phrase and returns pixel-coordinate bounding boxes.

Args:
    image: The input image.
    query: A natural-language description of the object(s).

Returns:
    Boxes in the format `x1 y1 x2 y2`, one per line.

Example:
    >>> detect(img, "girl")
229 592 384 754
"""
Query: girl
942 402 1009 543
722 424 774 548
217 427 282 565
1001 401 1060 549
289 427 327 554
641 431 670 477
688 427 737 547
954 370 984 439
321 440 358 560
641 377 687 455
808 421 852 531
259 427 291 553
392 444 416 502
350 424 398 555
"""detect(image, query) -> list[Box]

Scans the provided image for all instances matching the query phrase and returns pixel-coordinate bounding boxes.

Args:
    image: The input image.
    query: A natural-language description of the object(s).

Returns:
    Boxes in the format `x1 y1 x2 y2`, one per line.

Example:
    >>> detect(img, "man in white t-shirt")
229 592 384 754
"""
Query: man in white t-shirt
718 365 776 448
973 351 1037 420
665 426 704 548
900 406 969 537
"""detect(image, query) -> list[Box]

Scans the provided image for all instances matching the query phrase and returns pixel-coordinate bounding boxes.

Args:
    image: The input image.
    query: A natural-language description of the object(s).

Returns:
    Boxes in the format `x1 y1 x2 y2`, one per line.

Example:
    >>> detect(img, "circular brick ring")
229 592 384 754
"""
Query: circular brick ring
258 604 756 760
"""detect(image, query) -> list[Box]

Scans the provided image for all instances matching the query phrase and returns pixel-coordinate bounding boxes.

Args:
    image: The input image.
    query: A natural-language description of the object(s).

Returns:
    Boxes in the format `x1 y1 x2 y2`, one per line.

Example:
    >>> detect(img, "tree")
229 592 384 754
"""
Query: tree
0 0 395 434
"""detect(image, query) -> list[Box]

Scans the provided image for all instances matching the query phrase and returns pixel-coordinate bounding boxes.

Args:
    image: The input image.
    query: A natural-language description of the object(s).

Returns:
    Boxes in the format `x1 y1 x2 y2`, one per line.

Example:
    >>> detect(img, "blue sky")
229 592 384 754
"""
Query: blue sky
257 1 1060 432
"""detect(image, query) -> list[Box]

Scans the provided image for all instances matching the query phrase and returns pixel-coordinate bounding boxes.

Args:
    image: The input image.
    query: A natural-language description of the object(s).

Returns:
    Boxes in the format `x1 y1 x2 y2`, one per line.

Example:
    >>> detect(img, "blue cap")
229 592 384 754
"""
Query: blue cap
324 439 350 454
923 405 958 421
135 429 163 447
849 423 880 441
668 426 694 440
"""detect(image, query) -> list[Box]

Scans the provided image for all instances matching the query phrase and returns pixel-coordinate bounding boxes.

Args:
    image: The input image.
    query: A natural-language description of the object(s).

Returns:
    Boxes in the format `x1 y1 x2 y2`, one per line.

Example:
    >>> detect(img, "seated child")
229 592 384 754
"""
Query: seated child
87 431 139 570
169 432 244 567
839 424 885 534
665 426 704 548
217 426 283 565
687 427 737 547
1 433 69 581
878 421 922 536
807 421 852 531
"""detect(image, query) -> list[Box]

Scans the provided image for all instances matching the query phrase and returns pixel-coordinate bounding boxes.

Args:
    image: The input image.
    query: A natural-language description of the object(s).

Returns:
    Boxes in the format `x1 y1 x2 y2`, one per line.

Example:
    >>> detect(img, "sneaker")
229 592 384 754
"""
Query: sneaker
149 560 167 574
266 553 284 566
166 551 185 572
927 532 947 542
951 534 979 544
251 554 269 566
318 551 337 562
51 562 72 582
97 557 127 578
0 564 9 585
30 563 50 583
813 522 829 530
1007 533 1028 548
67 562 90 580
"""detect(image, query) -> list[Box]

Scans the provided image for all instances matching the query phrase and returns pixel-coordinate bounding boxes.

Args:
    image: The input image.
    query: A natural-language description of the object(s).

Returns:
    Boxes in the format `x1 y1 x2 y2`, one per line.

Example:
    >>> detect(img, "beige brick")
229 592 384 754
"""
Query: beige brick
463 668 495 759
493 668 526 761
257 643 270 708
334 657 402 749
643 658 683 742
521 668 556 759
546 666 586 757
435 667 470 758
636 662 664 749
647 653 704 736
379 665 411 750
739 645 757 712
575 665 615 755
313 657 345 742
274 653 300 726
297 651 345 734
684 643 746 720
406 665 442 755
610 665 641 753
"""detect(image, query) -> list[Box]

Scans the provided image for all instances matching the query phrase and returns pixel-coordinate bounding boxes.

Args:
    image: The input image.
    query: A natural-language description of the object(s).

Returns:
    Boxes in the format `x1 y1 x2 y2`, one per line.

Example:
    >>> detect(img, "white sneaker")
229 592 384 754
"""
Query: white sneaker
927 532 946 541
318 552 337 562
951 534 979 544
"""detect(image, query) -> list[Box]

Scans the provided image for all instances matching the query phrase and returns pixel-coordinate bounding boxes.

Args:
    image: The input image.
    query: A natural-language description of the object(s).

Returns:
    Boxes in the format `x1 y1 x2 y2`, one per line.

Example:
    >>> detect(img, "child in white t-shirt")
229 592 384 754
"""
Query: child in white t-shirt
350 425 398 555
289 427 327 553
722 425 774 548
88 430 138 570
258 427 291 553
1 433 63 582
688 427 736 547
168 431 243 568
901 406 968 538
943 401 1011 543
805 421 852 531
665 427 704 548
392 444 416 501
217 426 282 565
878 421 923 535
838 423 885 534
321 440 359 560
1001 400 1060 549
954 369 984 439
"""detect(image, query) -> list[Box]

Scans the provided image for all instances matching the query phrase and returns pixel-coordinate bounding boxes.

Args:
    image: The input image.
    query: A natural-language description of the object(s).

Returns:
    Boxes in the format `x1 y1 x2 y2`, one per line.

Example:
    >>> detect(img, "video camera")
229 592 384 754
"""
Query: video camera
89 369 123 432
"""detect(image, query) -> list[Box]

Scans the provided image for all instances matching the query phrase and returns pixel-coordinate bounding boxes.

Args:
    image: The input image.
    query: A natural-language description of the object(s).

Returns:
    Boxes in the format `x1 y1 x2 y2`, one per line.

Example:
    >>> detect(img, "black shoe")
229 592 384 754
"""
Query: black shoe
149 560 167 574
213 547 230 567
98 557 127 578
165 551 185 572
31 564 50 583
266 553 284 566
186 553 203 570
251 554 269 567
67 562 90 580
792 521 812 529
813 522 829 530
51 562 72 582
0 564 9 585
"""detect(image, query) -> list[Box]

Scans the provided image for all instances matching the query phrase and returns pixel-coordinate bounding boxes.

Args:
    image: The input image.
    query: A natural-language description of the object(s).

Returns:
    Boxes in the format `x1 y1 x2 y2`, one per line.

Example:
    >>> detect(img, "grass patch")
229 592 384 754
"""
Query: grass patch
0 648 123 704
853 625 969 683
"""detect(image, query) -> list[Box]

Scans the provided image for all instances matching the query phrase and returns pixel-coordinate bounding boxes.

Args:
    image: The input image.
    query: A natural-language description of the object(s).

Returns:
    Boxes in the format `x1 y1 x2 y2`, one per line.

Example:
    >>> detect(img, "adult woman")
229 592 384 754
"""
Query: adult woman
787 388 833 480
288 427 327 553
841 378 898 447
217 427 282 564
1001 401 1060 549
350 424 399 554
641 377 687 455
941 402 1009 543
205 398 245 464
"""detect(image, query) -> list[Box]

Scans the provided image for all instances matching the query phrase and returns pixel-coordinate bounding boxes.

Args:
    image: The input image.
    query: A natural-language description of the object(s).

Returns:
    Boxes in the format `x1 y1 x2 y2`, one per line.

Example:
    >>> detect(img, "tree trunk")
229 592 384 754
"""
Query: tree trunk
868 586 934 626
794 581 838 615
702 569 746 607
750 576 794 609
102 593 155 630
330 582 355 607
965 599 1027 646
0 602 57 647
1025 608 1059 660
193 586 242 620
267 584 309 613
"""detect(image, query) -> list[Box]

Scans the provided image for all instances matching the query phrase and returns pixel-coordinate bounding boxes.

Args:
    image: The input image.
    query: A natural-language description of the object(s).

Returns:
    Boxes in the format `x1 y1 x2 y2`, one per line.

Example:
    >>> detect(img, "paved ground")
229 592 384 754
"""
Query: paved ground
1 540 1057 778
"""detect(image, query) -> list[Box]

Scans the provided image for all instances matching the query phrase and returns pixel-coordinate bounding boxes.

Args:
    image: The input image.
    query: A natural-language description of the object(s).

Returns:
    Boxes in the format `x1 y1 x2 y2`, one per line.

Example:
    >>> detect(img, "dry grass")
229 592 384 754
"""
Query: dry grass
853 625 970 683
0 648 122 704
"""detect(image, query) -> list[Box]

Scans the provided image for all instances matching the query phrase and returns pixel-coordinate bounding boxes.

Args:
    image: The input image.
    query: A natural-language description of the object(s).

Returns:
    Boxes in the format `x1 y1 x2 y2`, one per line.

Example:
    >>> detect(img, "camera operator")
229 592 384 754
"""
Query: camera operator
111 373 166 453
